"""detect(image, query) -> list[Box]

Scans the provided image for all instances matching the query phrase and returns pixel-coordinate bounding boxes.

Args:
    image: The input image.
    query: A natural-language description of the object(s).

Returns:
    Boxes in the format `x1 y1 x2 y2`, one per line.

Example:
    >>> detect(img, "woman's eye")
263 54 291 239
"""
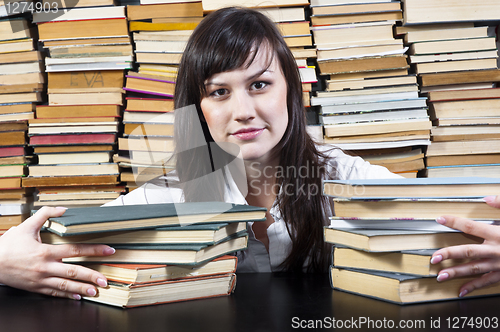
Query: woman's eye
251 81 268 90
210 88 227 97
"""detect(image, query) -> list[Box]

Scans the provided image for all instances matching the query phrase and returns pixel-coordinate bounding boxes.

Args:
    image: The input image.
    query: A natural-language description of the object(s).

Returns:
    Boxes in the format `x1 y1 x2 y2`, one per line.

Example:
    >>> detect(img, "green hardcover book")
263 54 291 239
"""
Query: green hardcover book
324 227 482 252
41 222 247 245
42 202 266 236
330 267 500 304
63 232 249 265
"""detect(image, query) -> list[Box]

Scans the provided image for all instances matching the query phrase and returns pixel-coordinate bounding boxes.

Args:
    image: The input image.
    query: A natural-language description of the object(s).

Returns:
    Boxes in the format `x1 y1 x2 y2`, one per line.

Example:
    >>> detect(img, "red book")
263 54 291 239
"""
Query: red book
0 146 25 157
29 134 116 145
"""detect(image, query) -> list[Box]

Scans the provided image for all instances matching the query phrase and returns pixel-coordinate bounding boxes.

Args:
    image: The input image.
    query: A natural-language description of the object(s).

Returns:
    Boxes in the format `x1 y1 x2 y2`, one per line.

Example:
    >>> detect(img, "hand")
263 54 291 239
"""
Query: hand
431 195 500 297
0 206 115 300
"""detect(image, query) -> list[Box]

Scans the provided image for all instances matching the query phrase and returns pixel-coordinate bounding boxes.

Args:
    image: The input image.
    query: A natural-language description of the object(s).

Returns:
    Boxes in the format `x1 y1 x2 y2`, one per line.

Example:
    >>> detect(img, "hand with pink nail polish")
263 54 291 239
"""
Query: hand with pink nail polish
0 206 115 300
431 195 500 297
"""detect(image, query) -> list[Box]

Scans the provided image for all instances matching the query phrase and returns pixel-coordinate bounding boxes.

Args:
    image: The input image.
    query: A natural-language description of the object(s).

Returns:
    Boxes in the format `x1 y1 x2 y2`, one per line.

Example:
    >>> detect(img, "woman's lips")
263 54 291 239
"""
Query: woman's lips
232 128 264 140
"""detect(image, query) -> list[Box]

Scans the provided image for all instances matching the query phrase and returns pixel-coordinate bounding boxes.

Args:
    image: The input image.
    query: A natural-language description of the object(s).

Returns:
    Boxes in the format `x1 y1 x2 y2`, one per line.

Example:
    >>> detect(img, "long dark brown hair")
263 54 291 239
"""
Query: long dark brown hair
174 7 336 272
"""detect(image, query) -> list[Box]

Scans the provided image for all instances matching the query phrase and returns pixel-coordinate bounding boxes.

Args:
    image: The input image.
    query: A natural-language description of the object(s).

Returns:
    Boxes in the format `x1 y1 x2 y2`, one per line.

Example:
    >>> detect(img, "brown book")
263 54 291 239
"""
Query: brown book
22 175 118 187
429 99 500 119
394 23 474 36
0 121 28 132
0 92 41 104
0 83 43 94
48 92 123 106
427 154 500 167
43 37 131 47
419 69 500 87
47 70 125 93
124 123 174 137
0 72 45 85
36 105 120 118
0 214 27 230
311 11 402 26
127 2 203 21
409 37 496 55
318 55 408 75
277 21 310 37
34 145 114 154
428 87 500 101
312 23 394 46
405 26 489 43
0 51 42 64
415 58 497 75
125 75 175 97
126 98 174 112
426 140 500 157
0 188 31 200
135 52 183 65
0 177 22 189
118 137 174 152
0 131 25 146
312 2 401 16
38 18 129 41
0 104 34 115
431 126 500 141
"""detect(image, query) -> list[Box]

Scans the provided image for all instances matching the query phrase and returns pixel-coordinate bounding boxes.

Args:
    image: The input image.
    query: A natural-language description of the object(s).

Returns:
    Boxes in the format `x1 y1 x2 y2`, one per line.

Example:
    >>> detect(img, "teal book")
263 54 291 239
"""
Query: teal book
41 222 247 245
42 202 266 236
323 176 500 199
64 232 249 265
324 227 482 252
330 267 500 304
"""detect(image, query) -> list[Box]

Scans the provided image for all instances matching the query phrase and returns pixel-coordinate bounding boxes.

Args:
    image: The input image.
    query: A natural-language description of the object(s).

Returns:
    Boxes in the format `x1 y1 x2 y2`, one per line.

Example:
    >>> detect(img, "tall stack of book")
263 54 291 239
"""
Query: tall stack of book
323 177 500 304
120 1 203 189
0 15 42 231
40 202 266 307
399 1 500 178
309 0 431 178
23 3 132 208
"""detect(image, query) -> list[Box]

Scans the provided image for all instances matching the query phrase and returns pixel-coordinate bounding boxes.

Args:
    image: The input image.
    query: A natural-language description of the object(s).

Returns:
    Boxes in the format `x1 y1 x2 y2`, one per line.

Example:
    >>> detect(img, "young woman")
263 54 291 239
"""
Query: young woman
0 6 498 299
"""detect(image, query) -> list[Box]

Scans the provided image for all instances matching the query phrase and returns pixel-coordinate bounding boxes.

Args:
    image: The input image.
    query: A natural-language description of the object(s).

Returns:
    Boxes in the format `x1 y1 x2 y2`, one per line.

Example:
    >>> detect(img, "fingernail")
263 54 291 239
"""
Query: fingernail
103 247 115 255
73 294 81 300
436 217 446 224
55 207 68 211
87 288 97 297
437 272 449 282
97 278 107 287
430 255 443 264
484 196 495 203
459 289 468 297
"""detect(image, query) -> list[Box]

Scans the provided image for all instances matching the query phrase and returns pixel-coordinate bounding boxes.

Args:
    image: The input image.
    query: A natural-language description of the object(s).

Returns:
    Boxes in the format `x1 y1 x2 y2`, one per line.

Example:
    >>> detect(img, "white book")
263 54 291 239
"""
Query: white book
320 98 428 114
312 91 419 106
320 108 429 125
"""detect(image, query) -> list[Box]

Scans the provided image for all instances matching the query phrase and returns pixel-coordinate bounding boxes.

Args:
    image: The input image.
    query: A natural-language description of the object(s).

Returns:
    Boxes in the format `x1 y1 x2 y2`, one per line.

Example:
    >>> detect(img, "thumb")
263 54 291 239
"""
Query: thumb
484 196 500 209
20 206 68 234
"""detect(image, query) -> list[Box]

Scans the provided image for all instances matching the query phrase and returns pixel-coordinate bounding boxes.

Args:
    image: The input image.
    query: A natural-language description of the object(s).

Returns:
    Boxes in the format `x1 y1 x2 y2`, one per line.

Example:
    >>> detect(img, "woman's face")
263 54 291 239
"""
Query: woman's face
200 46 288 163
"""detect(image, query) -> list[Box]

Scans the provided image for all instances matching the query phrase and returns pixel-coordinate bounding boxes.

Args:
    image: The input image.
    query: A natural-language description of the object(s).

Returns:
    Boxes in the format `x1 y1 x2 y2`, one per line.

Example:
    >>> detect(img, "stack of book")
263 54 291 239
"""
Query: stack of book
120 1 200 188
33 5 132 75
117 98 175 191
397 6 500 178
0 15 42 229
323 177 500 304
23 3 132 207
127 1 202 74
40 201 266 308
24 103 123 208
310 0 431 178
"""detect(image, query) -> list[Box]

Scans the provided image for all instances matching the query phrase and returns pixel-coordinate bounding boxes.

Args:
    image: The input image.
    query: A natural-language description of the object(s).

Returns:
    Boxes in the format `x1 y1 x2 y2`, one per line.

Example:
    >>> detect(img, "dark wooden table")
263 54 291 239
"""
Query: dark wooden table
1 273 499 332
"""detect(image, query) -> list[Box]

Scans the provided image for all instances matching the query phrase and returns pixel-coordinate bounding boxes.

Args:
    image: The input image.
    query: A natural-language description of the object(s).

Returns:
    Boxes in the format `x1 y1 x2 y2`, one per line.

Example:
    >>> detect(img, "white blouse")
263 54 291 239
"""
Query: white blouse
104 147 401 272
